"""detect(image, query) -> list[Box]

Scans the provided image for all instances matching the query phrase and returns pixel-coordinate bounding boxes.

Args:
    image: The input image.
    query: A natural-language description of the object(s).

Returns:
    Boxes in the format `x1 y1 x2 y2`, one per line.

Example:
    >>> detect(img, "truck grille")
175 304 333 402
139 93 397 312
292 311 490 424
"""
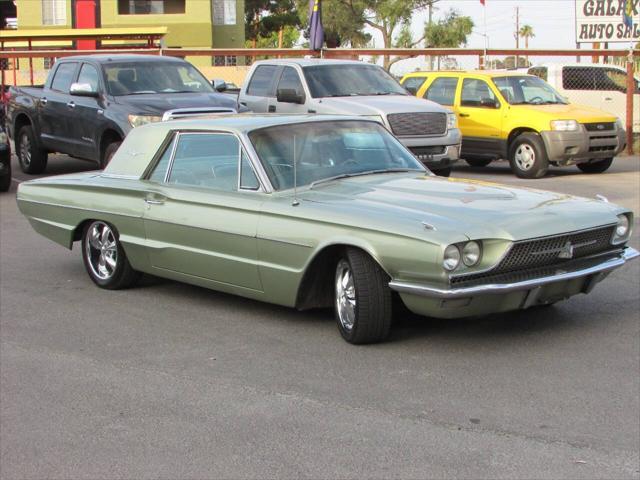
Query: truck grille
451 225 616 285
387 112 447 137
584 122 615 132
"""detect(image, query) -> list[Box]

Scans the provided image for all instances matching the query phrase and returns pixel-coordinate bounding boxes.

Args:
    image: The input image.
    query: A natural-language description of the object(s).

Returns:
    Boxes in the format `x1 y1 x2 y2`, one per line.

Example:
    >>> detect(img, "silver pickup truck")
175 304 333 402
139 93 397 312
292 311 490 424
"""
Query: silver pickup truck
237 59 461 176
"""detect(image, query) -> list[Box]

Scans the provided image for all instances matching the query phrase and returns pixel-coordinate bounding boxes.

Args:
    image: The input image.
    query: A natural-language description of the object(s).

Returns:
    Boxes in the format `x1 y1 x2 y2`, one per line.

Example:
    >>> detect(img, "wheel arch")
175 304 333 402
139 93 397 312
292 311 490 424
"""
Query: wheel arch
13 112 37 146
507 127 539 151
294 240 389 311
98 128 124 163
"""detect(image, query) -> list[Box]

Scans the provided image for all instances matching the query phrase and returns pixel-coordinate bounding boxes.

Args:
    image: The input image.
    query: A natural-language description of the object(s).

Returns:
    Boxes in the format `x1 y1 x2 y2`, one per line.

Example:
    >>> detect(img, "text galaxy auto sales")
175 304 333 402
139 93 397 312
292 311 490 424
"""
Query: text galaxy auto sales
576 0 640 42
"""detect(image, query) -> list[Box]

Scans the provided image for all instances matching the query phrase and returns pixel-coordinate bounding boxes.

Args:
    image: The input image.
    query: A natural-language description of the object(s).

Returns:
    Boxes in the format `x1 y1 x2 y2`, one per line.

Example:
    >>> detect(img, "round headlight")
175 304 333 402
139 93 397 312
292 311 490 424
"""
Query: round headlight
462 241 481 266
615 214 630 240
443 245 461 271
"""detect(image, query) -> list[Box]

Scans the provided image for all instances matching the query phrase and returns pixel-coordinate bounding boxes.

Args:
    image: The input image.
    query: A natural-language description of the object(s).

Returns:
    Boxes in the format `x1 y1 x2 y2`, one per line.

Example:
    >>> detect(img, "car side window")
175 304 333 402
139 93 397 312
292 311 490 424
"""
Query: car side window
240 150 260 190
277 67 304 97
50 62 78 93
402 77 427 95
460 79 498 108
167 133 240 192
562 67 595 91
148 135 176 182
77 64 100 92
424 77 458 106
247 65 278 97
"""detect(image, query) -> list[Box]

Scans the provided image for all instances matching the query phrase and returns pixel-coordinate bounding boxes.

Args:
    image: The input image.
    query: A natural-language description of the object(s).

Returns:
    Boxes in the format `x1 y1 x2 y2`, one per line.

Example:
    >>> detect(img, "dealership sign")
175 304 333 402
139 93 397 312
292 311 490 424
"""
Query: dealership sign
576 0 639 42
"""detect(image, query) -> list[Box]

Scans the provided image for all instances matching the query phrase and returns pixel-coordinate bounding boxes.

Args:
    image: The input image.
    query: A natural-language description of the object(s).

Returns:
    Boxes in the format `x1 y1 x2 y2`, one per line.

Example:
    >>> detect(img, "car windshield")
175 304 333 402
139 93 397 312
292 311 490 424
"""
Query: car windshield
104 62 214 95
303 64 409 98
492 75 567 105
249 120 426 191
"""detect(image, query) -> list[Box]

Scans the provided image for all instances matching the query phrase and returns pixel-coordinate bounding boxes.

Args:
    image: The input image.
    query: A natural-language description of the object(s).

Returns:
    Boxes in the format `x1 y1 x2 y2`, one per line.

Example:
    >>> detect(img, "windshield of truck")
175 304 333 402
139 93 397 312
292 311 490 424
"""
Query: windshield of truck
104 62 214 95
492 75 567 105
303 64 409 98
249 120 425 191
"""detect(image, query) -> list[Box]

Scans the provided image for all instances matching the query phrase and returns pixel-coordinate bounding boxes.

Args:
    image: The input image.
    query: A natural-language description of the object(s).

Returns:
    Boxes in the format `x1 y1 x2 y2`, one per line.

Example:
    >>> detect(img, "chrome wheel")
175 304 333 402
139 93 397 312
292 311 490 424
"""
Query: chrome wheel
335 259 356 331
514 144 536 171
85 222 118 280
19 133 32 168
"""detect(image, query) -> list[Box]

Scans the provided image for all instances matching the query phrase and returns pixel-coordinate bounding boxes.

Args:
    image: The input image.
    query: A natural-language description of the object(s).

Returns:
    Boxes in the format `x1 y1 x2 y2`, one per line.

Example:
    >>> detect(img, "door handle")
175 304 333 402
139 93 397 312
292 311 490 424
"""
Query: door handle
40 97 48 105
268 105 276 112
144 198 165 205
459 113 470 118
66 101 76 109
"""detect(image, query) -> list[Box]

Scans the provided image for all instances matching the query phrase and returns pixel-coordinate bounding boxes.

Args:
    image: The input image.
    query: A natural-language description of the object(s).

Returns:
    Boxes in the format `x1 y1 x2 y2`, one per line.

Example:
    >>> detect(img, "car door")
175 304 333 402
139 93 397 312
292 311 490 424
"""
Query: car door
269 66 308 114
457 77 504 157
67 62 108 160
142 131 265 291
39 61 79 153
240 64 279 113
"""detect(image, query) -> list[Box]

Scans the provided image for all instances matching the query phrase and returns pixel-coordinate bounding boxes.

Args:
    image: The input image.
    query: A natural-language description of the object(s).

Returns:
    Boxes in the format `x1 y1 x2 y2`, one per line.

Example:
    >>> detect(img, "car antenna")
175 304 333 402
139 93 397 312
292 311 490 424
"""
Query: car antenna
292 134 300 206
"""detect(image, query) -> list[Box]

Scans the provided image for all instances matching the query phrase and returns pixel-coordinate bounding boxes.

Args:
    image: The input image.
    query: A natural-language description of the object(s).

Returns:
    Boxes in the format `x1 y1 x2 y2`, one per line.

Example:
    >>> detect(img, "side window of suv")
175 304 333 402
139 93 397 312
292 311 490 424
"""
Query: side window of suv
460 79 498 108
424 77 458 106
562 66 596 91
50 62 78 93
402 76 427 95
247 65 278 97
277 67 304 97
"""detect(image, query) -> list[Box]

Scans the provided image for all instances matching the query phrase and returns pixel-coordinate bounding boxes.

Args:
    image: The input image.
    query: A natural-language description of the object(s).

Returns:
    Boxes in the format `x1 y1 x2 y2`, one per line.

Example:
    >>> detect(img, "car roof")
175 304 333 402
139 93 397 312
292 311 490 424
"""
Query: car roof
403 70 534 78
59 54 184 64
253 58 374 68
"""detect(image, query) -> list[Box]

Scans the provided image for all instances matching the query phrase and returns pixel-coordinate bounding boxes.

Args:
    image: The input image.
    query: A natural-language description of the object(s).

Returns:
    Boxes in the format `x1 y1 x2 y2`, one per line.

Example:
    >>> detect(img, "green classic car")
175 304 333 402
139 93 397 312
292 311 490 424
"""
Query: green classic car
16 115 638 344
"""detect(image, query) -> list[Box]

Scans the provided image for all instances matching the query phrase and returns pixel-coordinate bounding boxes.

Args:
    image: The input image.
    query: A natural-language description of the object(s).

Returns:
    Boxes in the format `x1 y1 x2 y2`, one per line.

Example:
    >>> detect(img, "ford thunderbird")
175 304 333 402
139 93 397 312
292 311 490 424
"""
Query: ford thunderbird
16 115 638 344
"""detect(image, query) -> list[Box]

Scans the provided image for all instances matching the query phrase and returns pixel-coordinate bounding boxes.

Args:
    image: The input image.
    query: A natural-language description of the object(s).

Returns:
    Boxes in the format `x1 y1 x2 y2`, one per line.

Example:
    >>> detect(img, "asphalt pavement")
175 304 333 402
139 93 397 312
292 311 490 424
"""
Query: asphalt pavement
1 154 639 479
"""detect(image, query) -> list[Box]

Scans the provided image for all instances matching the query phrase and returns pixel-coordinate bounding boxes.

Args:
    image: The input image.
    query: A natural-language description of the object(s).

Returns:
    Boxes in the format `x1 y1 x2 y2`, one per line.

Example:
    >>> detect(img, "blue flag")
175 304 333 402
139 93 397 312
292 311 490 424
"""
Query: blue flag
623 0 633 29
309 0 324 51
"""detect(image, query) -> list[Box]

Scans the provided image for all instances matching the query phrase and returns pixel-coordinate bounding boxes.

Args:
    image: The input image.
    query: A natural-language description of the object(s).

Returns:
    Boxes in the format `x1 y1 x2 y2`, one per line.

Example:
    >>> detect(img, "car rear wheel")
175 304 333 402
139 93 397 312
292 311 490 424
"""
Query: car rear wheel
465 158 492 167
81 220 139 290
508 133 548 179
577 157 613 174
102 141 121 168
17 125 48 174
334 248 392 344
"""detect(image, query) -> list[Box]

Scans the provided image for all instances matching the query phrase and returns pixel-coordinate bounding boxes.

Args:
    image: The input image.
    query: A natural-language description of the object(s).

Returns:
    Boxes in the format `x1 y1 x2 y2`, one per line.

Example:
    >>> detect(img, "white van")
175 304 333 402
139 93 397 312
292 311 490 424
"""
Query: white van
528 63 639 132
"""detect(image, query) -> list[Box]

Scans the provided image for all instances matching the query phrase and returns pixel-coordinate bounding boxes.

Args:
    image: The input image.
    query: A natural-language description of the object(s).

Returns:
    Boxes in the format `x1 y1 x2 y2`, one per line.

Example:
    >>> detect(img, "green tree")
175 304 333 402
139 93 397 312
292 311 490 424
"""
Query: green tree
518 24 535 49
297 0 370 48
424 9 473 70
245 0 301 48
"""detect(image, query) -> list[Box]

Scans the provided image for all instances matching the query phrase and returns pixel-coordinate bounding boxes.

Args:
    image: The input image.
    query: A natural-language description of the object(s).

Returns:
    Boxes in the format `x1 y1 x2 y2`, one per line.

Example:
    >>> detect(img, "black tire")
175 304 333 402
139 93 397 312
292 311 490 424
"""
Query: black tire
431 166 451 177
334 248 393 344
465 158 492 167
577 158 613 174
0 159 10 192
81 220 140 290
17 125 47 174
102 141 122 168
508 132 548 179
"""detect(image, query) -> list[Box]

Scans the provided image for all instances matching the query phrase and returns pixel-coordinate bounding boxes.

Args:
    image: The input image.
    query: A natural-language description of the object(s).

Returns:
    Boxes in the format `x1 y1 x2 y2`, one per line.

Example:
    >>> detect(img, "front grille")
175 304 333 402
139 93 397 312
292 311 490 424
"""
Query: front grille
589 145 616 152
584 122 615 132
387 112 447 137
410 146 446 156
451 225 616 285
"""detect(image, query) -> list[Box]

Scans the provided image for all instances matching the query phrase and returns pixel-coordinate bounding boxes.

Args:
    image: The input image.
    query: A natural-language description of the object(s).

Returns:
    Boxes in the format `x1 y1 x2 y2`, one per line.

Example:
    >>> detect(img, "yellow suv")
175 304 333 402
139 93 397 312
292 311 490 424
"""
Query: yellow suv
400 71 626 178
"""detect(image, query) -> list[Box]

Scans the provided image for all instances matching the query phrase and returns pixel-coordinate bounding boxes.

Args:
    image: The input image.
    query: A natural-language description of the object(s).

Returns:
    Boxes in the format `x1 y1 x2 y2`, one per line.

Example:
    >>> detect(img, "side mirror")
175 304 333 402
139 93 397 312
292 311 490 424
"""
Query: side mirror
480 97 500 109
276 88 305 104
212 79 227 92
70 82 99 97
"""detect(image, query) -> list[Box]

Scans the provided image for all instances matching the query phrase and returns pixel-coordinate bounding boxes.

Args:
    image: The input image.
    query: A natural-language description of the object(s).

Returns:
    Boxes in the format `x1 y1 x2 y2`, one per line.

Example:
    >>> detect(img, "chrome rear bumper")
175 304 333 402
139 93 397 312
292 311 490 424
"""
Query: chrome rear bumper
389 247 638 299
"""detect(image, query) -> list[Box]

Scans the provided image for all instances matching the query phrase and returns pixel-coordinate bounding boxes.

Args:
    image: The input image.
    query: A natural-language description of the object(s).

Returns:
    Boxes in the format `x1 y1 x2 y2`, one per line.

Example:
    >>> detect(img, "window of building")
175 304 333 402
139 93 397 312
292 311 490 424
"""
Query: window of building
424 77 458 106
213 56 237 67
118 0 186 15
42 0 67 26
50 62 77 93
43 58 56 70
246 65 278 97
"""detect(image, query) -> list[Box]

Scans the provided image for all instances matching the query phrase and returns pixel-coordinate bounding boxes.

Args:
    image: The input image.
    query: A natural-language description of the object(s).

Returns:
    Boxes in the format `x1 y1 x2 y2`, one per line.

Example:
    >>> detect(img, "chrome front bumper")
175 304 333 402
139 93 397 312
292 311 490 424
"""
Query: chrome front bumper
389 247 638 299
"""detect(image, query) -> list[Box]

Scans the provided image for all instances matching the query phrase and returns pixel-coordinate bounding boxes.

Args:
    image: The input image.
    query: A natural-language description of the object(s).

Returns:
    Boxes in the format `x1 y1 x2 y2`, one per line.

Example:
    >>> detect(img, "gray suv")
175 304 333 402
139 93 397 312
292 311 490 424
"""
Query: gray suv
238 59 461 176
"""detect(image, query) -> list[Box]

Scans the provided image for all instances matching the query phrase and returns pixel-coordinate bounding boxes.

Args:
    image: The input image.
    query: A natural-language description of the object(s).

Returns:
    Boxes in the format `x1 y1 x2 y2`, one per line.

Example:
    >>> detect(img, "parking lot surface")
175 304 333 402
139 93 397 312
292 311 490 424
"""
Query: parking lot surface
1 154 639 479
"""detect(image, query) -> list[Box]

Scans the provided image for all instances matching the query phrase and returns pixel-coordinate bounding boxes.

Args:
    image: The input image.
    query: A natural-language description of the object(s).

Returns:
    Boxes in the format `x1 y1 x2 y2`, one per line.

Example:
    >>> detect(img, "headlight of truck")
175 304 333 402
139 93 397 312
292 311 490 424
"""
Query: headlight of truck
612 214 631 244
462 241 481 266
550 119 579 131
128 114 163 128
615 118 624 130
447 112 457 129
444 241 483 271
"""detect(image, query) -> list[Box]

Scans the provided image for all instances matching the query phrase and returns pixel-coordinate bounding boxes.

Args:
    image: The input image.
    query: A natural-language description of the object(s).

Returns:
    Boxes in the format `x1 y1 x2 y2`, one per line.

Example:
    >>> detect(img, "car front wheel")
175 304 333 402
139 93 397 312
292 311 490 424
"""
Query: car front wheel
577 157 613 174
334 248 392 344
508 133 548 179
81 220 139 289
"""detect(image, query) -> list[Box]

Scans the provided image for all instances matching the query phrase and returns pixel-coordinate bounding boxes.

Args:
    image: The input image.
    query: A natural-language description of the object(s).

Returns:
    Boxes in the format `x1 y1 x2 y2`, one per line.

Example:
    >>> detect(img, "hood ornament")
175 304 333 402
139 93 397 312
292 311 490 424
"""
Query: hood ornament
422 221 436 231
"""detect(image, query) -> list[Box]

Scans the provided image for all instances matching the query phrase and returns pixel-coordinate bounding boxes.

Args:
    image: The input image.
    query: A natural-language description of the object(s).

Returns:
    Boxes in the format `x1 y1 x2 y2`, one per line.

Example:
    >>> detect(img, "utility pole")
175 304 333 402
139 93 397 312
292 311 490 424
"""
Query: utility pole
514 6 520 68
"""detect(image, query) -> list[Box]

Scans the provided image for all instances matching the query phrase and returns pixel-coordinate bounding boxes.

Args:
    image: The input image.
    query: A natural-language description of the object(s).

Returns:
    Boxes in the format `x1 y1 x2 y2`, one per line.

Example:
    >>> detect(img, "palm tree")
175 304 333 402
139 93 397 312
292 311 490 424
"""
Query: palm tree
519 24 535 64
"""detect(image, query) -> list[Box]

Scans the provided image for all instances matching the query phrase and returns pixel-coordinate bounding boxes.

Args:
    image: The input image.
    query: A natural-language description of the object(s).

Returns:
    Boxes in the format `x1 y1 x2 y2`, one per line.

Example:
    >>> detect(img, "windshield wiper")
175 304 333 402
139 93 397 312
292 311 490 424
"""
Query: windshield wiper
309 168 421 189
125 90 158 95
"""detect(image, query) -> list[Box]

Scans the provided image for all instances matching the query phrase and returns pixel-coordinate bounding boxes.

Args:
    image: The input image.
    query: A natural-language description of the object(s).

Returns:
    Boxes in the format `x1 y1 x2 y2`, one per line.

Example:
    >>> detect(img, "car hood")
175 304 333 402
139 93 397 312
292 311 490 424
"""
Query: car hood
313 95 448 116
116 92 238 114
510 103 617 123
298 173 622 242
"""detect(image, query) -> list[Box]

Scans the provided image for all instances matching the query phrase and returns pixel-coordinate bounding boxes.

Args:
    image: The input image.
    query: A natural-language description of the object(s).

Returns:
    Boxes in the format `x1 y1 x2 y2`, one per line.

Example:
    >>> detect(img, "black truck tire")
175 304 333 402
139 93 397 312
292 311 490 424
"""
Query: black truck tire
17 125 48 174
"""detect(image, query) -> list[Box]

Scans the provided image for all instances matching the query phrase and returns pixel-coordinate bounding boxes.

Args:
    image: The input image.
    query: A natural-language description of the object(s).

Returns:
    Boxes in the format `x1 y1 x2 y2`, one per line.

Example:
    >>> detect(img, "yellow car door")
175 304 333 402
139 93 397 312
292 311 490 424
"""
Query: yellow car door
456 77 505 158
